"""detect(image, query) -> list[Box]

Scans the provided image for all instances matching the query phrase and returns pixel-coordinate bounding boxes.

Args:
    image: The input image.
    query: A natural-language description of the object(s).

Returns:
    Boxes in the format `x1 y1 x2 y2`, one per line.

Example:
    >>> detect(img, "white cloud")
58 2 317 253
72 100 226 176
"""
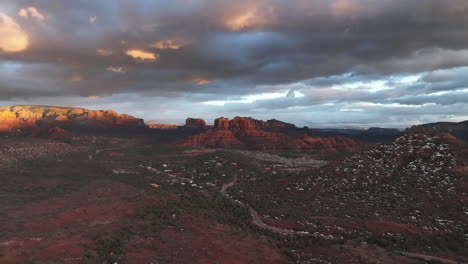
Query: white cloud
202 91 304 106
96 48 113 56
106 66 126 73
0 13 28 52
152 40 187 50
18 7 46 21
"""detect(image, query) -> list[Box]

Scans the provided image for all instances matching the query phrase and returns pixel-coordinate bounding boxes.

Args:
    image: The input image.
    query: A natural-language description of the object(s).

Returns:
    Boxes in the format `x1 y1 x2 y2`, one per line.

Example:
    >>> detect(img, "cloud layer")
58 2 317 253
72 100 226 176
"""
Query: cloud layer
1 0 468 127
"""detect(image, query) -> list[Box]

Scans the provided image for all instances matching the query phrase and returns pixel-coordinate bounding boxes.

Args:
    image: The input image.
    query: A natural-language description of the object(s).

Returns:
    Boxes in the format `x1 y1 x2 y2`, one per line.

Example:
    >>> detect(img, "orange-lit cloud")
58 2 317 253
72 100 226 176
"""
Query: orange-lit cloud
0 13 29 52
330 0 360 17
96 48 113 56
191 78 211 85
18 7 46 21
225 11 256 31
152 40 187 50
126 49 159 61
224 5 276 31
106 66 126 73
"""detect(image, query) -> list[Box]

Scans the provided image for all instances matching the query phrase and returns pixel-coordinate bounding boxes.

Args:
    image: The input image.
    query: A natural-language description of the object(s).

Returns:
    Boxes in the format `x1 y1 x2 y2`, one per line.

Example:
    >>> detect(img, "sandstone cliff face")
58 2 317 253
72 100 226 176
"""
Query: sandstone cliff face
214 117 230 129
180 118 207 131
213 116 296 131
0 105 146 133
181 129 244 148
181 116 360 152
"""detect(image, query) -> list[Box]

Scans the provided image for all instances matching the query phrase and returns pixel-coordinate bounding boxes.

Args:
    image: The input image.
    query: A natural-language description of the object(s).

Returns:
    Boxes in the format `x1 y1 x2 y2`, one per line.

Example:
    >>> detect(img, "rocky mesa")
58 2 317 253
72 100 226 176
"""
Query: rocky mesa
180 118 207 132
0 105 146 134
180 116 361 152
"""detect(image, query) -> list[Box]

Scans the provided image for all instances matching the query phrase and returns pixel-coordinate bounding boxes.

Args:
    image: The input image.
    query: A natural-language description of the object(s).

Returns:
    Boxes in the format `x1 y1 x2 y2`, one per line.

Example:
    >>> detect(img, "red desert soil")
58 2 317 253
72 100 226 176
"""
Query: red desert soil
0 180 155 263
0 180 286 264
122 216 285 264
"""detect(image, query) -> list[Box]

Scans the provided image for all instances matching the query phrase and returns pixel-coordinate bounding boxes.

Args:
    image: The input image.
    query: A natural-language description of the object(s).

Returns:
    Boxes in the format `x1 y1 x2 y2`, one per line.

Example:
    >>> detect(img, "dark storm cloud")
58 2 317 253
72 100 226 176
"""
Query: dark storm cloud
1 0 468 127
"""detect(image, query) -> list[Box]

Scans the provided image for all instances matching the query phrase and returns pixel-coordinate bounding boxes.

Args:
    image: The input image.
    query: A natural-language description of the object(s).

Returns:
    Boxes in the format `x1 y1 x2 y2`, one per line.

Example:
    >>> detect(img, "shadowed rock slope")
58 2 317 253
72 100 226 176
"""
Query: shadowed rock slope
406 120 468 140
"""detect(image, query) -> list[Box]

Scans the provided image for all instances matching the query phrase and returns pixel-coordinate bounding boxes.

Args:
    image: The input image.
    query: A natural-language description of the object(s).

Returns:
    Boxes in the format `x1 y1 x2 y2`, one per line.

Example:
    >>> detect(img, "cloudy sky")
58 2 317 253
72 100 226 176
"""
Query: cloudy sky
1 0 468 128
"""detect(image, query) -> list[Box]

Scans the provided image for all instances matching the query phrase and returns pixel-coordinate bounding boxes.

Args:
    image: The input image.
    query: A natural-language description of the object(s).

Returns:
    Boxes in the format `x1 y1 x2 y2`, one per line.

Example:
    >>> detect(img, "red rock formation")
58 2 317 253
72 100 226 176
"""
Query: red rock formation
0 109 21 132
47 127 72 142
214 117 230 129
180 116 360 152
265 119 296 130
214 116 296 131
0 105 146 134
229 116 256 132
300 134 359 152
180 129 244 148
181 118 207 131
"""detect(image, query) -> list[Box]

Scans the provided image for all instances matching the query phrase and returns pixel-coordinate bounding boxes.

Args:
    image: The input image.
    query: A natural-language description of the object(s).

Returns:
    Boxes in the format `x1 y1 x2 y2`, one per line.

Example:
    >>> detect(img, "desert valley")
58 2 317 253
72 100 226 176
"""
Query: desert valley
0 105 466 264
2 1 468 263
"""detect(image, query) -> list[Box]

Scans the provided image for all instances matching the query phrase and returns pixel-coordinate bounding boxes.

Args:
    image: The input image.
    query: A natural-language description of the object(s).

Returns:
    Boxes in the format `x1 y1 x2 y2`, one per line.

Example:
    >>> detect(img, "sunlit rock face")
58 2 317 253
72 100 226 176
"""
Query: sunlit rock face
181 116 361 152
0 105 146 133
214 117 230 129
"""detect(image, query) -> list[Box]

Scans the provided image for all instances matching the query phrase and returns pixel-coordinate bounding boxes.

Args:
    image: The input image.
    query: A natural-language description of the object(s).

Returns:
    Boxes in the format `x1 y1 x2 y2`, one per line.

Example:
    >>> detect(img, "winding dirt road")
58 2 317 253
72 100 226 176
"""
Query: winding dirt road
221 177 330 238
220 178 468 264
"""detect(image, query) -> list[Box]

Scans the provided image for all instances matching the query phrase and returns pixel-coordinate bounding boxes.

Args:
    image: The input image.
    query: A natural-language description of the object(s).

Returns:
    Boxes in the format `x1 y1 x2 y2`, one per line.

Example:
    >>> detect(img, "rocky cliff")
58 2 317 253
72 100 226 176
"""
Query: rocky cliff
0 105 146 133
180 118 207 131
214 116 296 131
406 121 468 140
180 116 360 152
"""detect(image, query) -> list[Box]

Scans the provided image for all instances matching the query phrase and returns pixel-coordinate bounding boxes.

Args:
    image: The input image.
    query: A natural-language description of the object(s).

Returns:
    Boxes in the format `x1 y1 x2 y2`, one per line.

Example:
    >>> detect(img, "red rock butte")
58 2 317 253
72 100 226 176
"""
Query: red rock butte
180 118 207 131
180 116 361 152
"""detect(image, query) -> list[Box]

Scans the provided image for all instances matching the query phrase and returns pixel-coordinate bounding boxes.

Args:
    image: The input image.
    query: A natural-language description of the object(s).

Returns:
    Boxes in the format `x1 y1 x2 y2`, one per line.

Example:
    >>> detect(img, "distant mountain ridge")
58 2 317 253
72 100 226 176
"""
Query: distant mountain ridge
406 120 468 140
0 105 146 133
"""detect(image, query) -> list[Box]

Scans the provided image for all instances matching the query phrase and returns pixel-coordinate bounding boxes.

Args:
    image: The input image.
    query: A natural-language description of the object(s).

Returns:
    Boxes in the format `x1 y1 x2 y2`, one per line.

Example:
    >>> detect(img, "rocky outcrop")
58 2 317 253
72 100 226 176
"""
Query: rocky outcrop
0 105 146 134
180 129 244 148
300 134 360 152
265 119 296 130
47 127 72 142
213 116 296 131
180 118 207 131
406 121 468 140
181 116 361 152
214 117 230 129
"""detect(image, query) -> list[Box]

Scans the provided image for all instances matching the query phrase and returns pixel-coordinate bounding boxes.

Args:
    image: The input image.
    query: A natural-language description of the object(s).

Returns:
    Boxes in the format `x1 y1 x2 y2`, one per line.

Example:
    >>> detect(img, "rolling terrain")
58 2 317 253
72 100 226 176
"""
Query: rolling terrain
0 105 467 264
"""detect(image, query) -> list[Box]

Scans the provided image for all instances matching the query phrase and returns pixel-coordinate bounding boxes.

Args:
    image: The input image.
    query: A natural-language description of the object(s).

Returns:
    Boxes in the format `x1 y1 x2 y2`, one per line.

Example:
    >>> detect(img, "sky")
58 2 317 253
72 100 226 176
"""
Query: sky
1 0 468 128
